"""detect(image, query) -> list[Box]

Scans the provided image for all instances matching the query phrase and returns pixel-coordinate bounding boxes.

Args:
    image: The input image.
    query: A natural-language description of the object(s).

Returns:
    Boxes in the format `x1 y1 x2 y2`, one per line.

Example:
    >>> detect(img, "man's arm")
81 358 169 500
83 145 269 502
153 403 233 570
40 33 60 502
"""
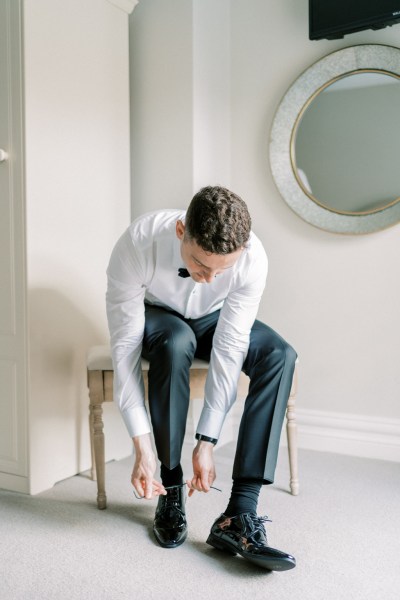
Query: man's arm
106 230 149 438
186 439 216 496
106 230 166 499
188 247 268 493
132 433 166 499
197 249 268 440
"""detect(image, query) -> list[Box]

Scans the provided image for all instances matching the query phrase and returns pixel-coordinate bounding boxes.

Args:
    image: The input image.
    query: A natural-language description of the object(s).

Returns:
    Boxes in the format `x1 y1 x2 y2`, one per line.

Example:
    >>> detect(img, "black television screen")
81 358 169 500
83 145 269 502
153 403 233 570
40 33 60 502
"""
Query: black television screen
309 0 400 40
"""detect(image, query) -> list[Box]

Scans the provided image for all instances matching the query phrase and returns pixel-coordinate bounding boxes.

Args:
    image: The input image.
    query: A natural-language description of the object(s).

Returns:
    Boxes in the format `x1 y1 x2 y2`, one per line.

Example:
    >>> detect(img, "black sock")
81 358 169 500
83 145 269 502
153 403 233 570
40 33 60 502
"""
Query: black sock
224 479 263 517
160 463 183 488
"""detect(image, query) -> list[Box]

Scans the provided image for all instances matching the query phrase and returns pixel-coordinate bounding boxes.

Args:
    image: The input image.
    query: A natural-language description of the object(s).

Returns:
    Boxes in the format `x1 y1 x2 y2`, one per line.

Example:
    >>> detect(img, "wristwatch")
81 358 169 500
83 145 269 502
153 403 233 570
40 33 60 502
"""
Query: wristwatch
195 433 218 445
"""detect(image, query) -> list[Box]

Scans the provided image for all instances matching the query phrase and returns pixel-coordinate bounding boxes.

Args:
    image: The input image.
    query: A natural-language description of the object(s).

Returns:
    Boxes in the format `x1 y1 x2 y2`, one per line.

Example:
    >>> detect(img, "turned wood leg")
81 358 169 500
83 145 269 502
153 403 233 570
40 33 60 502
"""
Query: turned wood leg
88 370 107 509
93 404 107 509
286 367 299 496
89 405 96 481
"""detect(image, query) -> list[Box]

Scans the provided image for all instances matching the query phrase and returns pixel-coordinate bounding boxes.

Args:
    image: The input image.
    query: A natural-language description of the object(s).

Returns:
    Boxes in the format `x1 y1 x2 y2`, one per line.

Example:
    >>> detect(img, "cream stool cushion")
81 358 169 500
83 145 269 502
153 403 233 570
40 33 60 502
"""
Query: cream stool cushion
87 344 211 373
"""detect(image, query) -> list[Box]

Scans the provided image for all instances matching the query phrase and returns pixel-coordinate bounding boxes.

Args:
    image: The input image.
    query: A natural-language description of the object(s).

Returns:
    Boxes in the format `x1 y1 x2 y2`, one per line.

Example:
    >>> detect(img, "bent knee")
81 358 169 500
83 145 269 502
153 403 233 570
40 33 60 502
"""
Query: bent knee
282 342 297 367
267 340 297 369
157 328 196 362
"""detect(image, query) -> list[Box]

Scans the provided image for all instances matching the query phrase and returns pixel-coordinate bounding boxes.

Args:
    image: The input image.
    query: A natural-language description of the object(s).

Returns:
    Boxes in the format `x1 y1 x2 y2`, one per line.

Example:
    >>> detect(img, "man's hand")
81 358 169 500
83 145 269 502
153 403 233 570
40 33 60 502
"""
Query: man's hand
131 433 166 499
186 440 216 497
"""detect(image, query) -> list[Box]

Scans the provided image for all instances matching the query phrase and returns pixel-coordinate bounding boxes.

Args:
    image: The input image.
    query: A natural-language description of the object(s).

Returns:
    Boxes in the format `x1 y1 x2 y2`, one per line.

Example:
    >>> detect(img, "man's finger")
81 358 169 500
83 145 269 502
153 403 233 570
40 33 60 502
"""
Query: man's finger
132 477 145 498
153 480 167 496
201 471 210 492
144 477 154 499
188 476 207 494
186 479 197 497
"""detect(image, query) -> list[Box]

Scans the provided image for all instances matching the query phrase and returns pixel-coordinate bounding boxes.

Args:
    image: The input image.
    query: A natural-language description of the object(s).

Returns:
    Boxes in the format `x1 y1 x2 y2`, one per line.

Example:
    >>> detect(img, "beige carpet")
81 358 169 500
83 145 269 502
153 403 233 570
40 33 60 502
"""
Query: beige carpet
1 443 400 600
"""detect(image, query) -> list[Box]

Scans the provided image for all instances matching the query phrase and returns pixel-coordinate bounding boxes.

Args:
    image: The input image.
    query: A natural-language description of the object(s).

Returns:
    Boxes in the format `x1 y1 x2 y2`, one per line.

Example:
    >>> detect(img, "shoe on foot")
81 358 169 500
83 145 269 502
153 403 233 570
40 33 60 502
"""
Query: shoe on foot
206 513 296 571
153 485 187 548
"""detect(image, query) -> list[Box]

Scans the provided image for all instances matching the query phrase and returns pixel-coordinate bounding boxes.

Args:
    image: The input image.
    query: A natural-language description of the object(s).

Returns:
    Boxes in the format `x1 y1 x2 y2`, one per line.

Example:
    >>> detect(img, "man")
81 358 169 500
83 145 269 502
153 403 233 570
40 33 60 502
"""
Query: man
106 186 297 571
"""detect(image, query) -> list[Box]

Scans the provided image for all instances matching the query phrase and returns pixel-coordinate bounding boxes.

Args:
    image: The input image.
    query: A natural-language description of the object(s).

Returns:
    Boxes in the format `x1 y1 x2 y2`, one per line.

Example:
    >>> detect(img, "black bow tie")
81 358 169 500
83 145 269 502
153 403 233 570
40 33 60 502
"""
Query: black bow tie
178 268 190 278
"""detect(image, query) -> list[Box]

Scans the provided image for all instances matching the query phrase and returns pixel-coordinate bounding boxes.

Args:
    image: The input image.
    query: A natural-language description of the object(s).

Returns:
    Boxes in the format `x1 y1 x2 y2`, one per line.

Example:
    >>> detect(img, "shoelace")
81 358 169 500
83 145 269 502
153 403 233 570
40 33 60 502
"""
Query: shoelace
133 482 222 500
156 484 222 520
246 514 272 537
157 485 183 516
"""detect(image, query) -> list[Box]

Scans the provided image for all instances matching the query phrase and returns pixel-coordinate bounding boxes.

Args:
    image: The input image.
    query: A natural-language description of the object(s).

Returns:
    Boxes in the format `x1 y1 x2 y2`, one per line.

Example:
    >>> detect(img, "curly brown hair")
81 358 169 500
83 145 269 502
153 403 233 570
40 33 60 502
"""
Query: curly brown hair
185 186 251 254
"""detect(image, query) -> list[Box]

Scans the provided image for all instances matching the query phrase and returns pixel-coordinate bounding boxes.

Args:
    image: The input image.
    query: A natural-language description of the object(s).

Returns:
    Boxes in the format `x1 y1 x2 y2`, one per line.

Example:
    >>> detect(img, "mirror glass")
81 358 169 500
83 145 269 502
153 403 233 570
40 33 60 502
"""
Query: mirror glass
292 71 400 215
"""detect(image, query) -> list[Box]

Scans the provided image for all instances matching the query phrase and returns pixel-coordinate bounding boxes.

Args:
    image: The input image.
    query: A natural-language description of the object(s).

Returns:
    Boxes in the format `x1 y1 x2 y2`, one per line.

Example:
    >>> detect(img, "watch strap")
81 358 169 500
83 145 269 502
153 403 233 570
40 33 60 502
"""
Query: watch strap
195 433 217 445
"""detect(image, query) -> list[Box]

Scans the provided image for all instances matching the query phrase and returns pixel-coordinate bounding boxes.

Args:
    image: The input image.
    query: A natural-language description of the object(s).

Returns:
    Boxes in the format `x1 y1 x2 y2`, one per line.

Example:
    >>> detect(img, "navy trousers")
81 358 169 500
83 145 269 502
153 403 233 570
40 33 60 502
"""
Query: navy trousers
142 304 297 484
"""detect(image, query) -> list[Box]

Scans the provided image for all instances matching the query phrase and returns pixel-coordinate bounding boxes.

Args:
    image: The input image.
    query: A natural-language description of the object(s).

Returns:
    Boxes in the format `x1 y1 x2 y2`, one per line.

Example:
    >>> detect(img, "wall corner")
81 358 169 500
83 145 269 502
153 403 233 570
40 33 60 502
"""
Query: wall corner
106 0 139 15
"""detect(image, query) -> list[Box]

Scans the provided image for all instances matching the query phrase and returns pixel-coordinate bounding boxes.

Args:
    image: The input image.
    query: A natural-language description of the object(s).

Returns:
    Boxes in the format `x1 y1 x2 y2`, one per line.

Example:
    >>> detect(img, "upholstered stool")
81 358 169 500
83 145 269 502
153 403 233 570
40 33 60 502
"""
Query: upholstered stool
87 345 299 509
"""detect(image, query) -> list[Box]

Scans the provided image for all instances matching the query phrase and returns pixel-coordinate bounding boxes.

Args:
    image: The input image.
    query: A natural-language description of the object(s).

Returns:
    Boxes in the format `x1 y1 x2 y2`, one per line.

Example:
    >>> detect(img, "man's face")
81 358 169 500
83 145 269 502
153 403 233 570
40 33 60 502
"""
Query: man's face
176 220 243 284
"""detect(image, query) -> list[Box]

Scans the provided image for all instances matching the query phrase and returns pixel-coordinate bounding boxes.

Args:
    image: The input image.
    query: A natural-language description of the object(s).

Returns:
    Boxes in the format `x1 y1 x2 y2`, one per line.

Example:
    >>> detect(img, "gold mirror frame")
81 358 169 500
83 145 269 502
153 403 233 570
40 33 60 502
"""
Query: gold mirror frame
269 44 400 234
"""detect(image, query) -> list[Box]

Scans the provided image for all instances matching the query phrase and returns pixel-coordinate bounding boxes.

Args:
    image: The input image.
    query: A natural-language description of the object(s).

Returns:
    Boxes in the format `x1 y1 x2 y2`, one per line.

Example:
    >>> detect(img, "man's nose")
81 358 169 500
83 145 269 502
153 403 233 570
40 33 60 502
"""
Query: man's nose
203 270 218 283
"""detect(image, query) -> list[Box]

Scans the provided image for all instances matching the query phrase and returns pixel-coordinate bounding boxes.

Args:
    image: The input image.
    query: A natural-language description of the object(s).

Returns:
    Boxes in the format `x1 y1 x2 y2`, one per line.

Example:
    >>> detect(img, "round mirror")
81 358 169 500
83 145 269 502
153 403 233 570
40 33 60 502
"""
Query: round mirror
270 45 400 234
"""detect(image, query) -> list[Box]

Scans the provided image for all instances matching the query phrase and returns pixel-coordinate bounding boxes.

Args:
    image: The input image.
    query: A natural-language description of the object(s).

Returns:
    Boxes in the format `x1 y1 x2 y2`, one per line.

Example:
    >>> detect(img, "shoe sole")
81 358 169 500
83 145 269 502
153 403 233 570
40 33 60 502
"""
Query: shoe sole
206 533 296 571
153 529 188 549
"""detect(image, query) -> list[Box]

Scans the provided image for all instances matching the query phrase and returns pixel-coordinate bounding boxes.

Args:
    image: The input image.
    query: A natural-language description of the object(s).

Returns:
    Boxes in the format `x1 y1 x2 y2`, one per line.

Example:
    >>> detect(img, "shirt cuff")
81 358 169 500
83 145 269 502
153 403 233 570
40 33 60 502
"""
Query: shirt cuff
119 405 152 438
196 407 226 441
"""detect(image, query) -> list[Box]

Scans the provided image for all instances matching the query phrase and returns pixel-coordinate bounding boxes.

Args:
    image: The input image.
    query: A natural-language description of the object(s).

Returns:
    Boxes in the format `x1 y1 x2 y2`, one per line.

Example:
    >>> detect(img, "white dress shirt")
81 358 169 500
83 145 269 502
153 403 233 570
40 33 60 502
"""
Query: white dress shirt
106 209 268 441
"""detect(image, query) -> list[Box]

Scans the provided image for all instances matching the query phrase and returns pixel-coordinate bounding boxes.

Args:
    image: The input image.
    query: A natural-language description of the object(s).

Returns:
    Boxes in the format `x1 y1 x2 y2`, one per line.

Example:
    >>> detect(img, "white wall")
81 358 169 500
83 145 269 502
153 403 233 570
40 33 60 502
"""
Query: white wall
129 0 194 214
129 0 400 461
192 0 231 190
229 1 400 422
24 0 132 493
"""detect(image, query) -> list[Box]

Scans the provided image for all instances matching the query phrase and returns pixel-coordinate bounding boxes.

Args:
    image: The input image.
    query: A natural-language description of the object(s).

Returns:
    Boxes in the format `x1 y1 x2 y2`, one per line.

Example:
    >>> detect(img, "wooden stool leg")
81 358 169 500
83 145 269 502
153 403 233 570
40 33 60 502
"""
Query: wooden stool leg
88 370 107 509
89 404 96 481
286 367 299 496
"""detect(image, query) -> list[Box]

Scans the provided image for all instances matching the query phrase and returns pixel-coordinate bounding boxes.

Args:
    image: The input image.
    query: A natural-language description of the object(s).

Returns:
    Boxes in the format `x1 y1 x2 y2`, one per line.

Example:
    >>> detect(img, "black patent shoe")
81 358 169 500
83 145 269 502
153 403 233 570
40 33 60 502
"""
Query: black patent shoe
153 484 187 548
206 513 296 571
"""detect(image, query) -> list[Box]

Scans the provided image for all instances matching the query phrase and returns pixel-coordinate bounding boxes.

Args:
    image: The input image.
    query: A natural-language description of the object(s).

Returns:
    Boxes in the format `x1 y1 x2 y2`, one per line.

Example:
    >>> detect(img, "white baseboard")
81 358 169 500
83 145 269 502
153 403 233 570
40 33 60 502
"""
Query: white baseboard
0 472 29 494
187 398 400 464
281 408 400 463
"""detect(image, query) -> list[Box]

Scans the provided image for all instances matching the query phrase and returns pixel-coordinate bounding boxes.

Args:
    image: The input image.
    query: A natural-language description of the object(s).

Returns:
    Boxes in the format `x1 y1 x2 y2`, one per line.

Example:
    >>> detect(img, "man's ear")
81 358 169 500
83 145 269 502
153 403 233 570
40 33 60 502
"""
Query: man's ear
176 220 185 240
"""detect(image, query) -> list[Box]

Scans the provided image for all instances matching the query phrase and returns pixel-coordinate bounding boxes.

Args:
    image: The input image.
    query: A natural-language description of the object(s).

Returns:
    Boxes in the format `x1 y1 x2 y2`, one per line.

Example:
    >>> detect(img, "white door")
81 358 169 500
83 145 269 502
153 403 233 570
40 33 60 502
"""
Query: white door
0 0 28 485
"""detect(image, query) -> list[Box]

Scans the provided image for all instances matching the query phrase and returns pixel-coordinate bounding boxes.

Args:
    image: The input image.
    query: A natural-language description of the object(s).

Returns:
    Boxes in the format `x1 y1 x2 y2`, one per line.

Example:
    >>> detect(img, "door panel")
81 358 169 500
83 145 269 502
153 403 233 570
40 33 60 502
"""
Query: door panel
0 0 28 479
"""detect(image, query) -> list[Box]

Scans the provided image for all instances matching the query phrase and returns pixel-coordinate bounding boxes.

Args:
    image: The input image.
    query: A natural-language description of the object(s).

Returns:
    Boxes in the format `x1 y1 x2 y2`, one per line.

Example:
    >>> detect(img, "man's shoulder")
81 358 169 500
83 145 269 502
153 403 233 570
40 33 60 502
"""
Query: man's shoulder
128 209 185 245
246 231 268 264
